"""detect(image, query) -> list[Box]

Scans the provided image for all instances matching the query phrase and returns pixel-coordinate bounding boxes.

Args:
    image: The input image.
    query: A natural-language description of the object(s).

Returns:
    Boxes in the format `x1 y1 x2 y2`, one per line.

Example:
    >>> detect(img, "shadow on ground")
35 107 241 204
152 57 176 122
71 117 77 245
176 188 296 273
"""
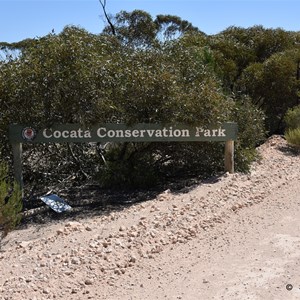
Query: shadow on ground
20 173 223 228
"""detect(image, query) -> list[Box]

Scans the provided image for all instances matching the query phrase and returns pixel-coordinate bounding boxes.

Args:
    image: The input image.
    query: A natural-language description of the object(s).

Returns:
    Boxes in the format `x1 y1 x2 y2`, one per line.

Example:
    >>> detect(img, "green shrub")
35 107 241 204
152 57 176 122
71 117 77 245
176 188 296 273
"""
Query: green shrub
284 105 300 130
284 105 300 146
285 128 300 146
0 162 22 236
98 143 158 189
0 27 267 191
230 95 266 172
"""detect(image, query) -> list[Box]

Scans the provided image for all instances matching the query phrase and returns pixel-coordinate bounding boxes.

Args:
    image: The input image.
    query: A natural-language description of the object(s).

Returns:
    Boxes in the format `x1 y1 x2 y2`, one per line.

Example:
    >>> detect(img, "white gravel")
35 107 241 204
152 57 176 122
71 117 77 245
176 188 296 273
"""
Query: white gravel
1 135 300 300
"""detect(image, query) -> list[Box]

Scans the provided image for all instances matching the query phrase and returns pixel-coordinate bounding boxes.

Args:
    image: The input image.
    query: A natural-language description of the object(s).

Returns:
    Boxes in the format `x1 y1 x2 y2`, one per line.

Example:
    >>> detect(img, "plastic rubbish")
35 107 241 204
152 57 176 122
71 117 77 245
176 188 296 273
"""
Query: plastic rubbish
40 194 72 213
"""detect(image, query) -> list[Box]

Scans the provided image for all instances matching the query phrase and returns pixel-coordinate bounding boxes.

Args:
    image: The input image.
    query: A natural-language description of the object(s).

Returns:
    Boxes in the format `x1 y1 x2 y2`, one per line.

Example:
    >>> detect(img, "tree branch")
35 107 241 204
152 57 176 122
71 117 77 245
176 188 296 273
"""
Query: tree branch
67 143 90 180
99 0 116 36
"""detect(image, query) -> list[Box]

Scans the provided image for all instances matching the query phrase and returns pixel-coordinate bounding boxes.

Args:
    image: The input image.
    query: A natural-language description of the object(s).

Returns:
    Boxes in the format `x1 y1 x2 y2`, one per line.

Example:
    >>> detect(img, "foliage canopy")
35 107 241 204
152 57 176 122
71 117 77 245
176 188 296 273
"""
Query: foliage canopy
1 9 300 194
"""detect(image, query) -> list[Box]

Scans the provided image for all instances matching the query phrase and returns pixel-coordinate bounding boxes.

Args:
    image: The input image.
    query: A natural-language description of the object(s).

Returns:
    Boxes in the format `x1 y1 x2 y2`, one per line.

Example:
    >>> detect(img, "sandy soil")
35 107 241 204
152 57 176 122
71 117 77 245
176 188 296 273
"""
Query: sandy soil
1 135 300 300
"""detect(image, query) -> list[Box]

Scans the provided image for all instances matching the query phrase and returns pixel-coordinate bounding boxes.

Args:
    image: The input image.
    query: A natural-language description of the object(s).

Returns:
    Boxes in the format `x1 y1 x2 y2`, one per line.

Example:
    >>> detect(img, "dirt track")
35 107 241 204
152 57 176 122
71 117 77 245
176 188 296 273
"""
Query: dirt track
1 135 300 300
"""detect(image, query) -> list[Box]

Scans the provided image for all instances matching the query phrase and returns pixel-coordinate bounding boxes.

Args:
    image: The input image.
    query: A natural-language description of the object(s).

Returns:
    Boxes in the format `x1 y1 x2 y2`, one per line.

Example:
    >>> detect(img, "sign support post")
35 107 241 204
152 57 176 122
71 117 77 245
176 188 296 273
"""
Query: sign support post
224 140 234 174
11 142 24 197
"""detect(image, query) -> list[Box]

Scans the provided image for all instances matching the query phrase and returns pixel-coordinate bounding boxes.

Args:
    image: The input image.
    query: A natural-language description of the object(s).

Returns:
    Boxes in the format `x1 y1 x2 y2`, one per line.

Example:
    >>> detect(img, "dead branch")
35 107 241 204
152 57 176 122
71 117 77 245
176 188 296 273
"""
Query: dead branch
99 0 116 36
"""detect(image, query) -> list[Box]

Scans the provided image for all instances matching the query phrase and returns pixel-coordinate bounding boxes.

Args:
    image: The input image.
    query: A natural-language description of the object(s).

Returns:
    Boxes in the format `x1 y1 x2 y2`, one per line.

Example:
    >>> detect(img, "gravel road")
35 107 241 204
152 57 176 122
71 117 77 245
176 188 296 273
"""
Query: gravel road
0 135 300 300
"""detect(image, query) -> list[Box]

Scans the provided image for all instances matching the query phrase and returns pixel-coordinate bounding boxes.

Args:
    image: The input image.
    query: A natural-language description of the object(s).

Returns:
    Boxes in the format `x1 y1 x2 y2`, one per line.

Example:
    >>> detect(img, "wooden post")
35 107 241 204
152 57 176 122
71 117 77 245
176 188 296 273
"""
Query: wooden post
225 140 234 173
12 142 23 197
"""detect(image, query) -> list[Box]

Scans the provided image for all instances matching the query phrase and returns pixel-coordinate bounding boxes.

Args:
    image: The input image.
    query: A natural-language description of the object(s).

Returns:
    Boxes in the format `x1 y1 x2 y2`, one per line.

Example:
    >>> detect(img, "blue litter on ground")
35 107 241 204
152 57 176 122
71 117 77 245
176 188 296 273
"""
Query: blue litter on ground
40 194 72 213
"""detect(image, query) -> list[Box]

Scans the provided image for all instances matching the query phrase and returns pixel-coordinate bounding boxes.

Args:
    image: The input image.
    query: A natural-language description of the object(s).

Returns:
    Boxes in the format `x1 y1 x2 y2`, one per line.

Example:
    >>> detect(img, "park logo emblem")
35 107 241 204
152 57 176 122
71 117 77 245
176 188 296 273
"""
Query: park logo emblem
22 127 37 141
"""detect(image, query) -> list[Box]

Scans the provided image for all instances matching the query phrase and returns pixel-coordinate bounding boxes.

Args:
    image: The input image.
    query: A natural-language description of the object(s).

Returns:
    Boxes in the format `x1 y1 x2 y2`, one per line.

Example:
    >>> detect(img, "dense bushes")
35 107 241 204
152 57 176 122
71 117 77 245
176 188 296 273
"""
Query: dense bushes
230 95 266 171
0 162 22 237
3 16 299 192
285 128 300 146
0 27 236 191
237 50 300 134
284 105 300 130
284 105 300 146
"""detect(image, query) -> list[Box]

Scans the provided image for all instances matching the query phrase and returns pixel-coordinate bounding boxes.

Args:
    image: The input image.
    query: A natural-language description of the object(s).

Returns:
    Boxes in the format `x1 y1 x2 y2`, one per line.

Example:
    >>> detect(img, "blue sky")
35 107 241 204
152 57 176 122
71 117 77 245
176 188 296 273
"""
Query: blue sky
1 0 300 43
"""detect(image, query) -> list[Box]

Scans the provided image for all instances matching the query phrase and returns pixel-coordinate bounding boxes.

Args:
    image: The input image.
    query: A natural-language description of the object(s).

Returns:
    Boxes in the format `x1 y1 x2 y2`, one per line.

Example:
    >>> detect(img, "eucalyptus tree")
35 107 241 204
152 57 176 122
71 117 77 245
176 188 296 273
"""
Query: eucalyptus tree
209 30 256 91
101 9 201 47
0 26 121 186
209 26 296 92
0 26 126 127
102 10 158 48
154 14 200 41
237 49 300 133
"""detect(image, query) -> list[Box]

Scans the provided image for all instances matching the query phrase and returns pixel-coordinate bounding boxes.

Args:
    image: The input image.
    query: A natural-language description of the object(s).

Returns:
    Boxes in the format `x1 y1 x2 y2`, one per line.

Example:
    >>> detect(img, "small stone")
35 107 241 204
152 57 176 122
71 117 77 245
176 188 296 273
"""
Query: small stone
129 231 138 238
64 271 73 276
19 241 31 249
56 229 65 235
71 257 81 265
85 226 92 231
65 221 83 231
89 242 98 249
114 269 122 275
102 241 109 248
85 279 94 285
129 255 137 263
119 226 126 231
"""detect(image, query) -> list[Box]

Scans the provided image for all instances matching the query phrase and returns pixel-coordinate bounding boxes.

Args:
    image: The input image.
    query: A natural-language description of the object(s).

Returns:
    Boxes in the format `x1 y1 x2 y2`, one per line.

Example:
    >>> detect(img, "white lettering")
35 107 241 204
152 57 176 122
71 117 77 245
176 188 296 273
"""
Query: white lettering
163 128 169 137
77 128 83 138
53 131 61 138
155 130 162 137
140 129 145 137
147 129 155 137
195 127 227 137
204 129 211 137
62 131 69 138
84 130 91 138
70 130 77 138
97 128 106 138
107 130 115 138
212 129 218 137
173 129 181 137
218 128 226 136
182 129 190 137
125 130 131 137
43 129 52 138
195 127 204 137
115 130 124 138
132 130 139 137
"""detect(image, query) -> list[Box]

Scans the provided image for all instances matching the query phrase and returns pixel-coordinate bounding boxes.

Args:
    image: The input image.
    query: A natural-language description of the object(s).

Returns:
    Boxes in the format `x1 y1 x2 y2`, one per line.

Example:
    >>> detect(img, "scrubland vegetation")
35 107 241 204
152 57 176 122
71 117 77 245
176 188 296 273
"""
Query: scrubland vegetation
0 10 300 232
